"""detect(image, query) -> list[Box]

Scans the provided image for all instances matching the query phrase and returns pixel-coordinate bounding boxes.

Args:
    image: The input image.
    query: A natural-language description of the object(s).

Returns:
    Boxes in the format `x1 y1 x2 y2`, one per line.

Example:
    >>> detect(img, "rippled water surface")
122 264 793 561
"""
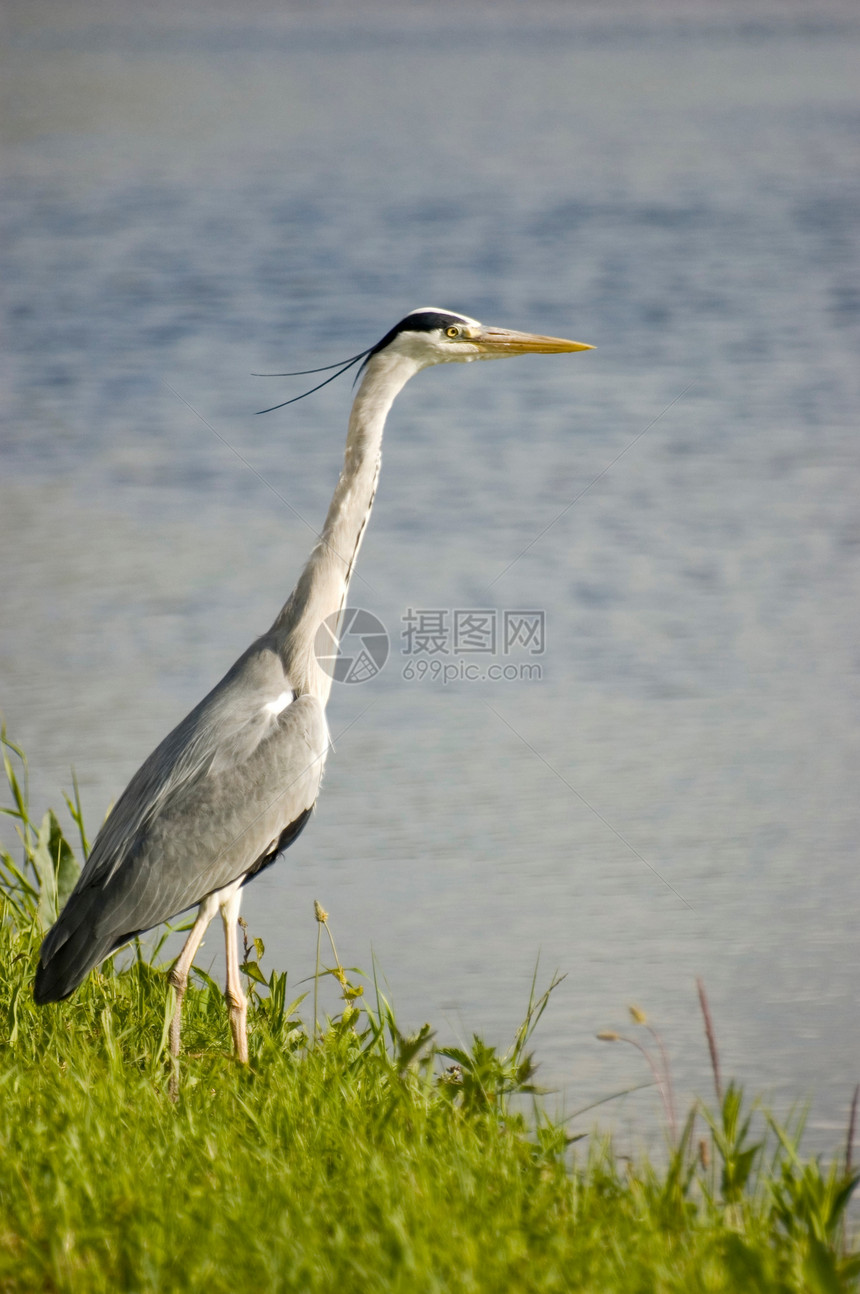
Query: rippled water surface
2 0 859 1146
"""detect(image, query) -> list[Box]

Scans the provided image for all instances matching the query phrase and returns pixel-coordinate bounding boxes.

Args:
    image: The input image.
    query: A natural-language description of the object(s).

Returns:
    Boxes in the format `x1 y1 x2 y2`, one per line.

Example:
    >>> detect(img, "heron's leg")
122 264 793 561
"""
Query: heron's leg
168 892 219 1059
220 885 249 1064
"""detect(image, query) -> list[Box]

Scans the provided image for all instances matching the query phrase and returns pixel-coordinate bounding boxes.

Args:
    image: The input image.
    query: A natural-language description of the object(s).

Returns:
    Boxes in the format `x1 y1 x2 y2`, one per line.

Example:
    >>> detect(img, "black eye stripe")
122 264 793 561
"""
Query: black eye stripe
367 311 470 357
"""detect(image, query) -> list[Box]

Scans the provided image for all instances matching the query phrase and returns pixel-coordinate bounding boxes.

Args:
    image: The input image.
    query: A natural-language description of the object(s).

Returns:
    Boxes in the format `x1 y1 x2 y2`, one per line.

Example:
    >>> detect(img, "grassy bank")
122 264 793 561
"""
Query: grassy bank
1 738 858 1293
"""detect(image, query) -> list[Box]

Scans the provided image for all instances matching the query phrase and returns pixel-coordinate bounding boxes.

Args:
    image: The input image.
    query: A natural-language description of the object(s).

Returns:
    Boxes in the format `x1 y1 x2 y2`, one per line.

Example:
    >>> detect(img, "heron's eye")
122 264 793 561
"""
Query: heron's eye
446 326 462 339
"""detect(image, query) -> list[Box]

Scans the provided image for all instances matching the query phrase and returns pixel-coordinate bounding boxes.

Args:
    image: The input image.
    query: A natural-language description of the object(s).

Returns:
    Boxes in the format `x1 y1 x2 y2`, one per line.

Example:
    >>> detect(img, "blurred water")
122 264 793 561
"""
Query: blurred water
2 0 859 1149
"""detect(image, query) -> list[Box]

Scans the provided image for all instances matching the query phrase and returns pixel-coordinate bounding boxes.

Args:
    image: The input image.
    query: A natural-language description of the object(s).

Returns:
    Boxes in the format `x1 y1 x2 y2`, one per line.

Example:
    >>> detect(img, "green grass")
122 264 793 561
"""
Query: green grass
1 734 858 1293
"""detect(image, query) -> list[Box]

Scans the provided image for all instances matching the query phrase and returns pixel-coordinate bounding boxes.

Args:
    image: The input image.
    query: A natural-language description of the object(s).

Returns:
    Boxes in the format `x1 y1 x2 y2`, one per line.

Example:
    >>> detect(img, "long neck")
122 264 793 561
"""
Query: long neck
274 350 421 703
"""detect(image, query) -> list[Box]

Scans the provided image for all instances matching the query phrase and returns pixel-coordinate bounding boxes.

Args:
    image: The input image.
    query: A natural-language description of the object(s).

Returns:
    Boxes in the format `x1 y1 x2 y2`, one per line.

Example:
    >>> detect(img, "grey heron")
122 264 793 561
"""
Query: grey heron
34 307 592 1063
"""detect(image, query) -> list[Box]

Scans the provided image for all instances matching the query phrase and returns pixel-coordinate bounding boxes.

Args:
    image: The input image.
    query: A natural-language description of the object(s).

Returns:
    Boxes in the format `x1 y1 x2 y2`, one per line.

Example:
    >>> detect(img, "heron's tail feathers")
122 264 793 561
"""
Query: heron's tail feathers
33 891 130 1005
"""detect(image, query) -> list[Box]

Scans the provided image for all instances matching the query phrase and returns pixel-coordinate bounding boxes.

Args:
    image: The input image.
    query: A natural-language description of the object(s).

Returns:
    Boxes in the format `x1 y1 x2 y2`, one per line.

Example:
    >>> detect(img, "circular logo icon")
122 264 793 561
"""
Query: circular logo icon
314 608 389 685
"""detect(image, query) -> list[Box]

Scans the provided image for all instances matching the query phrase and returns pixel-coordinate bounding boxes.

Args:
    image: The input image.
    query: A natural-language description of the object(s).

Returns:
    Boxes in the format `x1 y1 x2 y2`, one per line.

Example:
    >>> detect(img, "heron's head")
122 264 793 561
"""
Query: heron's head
255 307 592 414
367 307 593 370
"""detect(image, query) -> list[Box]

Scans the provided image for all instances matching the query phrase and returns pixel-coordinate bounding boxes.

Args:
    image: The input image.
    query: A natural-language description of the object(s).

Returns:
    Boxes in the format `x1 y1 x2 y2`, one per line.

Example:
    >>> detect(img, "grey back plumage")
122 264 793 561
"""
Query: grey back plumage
35 633 328 1002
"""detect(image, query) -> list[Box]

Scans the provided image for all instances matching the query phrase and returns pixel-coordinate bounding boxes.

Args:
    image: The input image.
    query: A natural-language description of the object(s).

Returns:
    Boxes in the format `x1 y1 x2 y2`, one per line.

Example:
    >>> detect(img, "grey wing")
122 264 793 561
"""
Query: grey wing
35 637 328 1002
102 693 328 928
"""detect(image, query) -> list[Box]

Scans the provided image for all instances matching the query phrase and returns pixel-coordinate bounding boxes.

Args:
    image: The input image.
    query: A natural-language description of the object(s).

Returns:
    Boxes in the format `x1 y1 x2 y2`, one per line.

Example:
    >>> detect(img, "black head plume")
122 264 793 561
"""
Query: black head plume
254 309 474 414
254 350 371 414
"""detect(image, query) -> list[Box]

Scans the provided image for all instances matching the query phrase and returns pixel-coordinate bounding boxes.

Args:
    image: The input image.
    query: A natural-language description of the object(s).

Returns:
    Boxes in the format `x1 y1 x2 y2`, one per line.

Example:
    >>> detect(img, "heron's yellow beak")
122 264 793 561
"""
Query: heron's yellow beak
471 327 594 356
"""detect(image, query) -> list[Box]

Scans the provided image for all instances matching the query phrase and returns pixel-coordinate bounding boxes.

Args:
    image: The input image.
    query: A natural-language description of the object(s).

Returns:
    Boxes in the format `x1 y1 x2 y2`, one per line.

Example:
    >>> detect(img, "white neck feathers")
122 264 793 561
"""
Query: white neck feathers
274 350 422 701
